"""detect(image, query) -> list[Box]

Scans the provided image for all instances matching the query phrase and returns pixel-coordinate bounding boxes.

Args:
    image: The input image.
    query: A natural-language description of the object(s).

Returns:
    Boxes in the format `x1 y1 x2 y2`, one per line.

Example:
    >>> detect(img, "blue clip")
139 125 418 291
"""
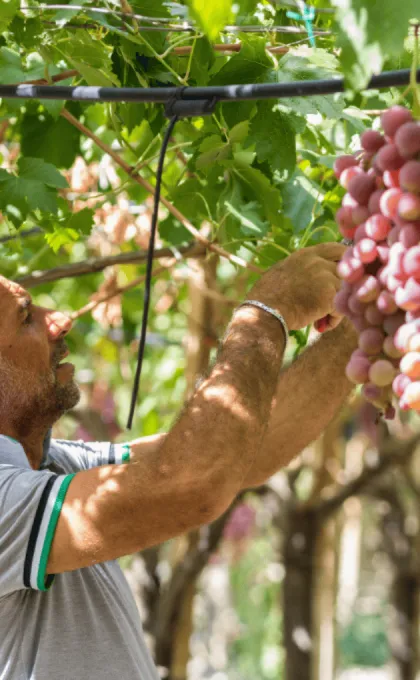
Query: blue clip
286 3 316 47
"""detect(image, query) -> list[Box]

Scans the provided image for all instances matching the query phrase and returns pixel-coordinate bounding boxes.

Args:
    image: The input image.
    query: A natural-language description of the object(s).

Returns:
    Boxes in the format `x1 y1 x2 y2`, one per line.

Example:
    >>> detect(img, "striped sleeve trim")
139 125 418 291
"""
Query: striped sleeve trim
109 443 131 465
23 474 75 591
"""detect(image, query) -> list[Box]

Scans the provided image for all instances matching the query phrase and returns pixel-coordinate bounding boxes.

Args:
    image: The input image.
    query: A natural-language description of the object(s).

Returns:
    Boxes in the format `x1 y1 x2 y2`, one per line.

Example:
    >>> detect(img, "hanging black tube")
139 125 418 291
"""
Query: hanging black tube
1 68 419 105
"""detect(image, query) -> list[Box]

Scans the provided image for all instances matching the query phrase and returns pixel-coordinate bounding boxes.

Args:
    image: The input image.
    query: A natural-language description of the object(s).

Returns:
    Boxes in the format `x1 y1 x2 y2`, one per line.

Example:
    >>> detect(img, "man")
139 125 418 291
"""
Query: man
0 242 357 679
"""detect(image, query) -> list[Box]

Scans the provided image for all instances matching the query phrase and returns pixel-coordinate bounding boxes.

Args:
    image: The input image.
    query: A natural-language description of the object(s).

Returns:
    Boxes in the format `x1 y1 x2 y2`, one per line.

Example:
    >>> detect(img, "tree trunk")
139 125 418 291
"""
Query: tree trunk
283 507 317 680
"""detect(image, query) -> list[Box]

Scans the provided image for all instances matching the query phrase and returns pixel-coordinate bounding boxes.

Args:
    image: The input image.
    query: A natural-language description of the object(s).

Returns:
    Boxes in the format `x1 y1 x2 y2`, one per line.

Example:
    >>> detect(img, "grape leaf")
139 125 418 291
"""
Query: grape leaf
224 200 269 237
230 162 282 227
248 103 296 178
331 0 420 88
0 0 18 32
0 47 26 84
209 35 273 86
20 113 80 169
66 208 94 235
187 0 232 42
0 158 67 223
281 170 324 234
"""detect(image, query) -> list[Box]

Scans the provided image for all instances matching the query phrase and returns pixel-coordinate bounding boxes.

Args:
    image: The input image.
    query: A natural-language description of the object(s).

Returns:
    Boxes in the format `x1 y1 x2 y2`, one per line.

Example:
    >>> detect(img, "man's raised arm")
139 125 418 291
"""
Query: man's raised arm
48 243 344 574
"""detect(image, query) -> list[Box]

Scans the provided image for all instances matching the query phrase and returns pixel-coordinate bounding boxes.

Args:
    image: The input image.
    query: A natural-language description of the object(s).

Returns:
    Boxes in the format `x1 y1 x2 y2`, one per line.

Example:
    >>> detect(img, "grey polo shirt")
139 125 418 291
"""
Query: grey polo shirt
0 435 159 680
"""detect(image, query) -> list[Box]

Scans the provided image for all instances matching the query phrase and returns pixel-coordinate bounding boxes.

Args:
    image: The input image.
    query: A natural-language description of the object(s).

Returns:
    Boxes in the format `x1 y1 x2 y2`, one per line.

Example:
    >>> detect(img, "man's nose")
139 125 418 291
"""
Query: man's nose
46 310 73 339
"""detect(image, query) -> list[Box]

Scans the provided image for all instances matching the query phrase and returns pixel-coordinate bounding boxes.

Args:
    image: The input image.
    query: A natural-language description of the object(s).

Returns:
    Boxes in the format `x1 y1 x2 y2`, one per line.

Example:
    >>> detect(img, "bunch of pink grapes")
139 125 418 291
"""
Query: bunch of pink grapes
335 106 420 418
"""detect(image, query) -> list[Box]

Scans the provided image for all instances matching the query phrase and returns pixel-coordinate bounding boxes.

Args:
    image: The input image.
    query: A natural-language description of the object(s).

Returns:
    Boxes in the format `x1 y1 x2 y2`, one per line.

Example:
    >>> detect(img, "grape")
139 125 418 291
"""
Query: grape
352 316 369 332
383 335 403 359
365 304 384 326
355 275 380 303
381 106 413 138
392 373 411 398
388 226 401 246
399 161 420 194
368 189 384 214
334 289 351 315
354 238 378 263
338 258 364 283
359 328 385 355
365 214 392 241
383 169 400 188
400 352 420 379
351 205 370 226
340 166 363 189
394 121 420 159
394 322 420 352
407 333 420 352
377 290 397 315
361 129 385 153
346 356 371 384
376 143 405 171
348 294 367 315
400 381 420 410
406 310 420 321
388 243 407 279
333 155 358 179
383 312 405 336
339 224 357 240
395 283 420 311
399 223 420 248
354 222 368 243
380 188 403 219
403 245 420 278
369 359 397 387
387 274 401 293
398 193 420 221
377 244 390 264
342 193 358 208
347 174 376 205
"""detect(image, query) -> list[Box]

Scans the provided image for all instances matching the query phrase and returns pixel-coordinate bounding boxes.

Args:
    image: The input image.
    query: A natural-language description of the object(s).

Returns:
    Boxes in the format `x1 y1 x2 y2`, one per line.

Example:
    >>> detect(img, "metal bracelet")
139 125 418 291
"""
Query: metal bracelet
237 300 289 344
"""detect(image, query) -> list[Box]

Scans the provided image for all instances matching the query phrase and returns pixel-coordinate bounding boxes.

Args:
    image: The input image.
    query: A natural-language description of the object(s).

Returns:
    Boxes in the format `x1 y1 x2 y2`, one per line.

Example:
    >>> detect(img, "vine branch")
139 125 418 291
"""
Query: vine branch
16 242 206 288
315 435 420 519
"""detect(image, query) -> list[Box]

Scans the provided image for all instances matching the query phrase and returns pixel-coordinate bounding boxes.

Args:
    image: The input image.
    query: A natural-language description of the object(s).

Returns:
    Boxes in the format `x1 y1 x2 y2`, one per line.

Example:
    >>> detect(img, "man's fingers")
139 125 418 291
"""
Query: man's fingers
313 242 346 262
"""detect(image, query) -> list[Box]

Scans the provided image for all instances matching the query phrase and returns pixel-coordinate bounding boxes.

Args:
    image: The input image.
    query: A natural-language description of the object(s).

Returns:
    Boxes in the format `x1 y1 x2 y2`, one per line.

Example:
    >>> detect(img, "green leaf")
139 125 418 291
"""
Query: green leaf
66 208 94 235
187 0 232 41
231 162 282 227
188 37 215 86
20 113 80 169
331 0 419 88
224 200 269 237
195 135 231 169
248 103 296 178
18 158 68 189
276 53 345 118
281 170 324 234
0 47 26 84
44 228 80 254
0 0 18 32
209 35 273 86
229 121 249 144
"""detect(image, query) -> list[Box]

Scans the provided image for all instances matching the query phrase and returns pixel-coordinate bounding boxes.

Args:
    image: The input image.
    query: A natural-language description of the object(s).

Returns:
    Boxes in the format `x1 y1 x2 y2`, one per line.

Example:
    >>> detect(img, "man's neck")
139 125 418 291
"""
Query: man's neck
0 424 50 469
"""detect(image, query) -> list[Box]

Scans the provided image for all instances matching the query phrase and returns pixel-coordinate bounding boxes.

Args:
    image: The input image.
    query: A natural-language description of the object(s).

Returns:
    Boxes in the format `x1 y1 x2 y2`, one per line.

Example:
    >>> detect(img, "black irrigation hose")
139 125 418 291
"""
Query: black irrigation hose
126 115 178 430
3 65 419 427
1 68 419 105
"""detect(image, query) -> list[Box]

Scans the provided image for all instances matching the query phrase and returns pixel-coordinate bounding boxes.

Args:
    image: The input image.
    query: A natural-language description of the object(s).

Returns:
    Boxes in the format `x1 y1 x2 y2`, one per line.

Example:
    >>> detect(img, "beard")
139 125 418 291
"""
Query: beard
0 354 80 433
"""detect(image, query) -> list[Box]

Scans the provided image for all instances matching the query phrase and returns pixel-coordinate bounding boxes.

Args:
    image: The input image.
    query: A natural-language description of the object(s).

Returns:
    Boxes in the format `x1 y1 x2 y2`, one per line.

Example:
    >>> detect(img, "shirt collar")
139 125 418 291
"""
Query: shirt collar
0 435 31 469
0 429 53 470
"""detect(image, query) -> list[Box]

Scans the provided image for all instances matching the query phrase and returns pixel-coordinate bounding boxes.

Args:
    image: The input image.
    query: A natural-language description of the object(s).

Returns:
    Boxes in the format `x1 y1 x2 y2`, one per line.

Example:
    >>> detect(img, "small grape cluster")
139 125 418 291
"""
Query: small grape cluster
335 106 420 418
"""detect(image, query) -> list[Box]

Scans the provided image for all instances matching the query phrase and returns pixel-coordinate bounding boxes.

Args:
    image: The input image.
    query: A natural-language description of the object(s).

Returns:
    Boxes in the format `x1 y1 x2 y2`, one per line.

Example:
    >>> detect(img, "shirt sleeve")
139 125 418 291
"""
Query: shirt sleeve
0 466 74 596
49 439 132 472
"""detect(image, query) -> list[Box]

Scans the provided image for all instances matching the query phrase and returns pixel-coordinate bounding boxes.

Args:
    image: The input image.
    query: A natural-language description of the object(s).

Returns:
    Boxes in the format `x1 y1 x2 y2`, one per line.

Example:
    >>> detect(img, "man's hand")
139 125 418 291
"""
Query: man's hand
247 242 345 330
